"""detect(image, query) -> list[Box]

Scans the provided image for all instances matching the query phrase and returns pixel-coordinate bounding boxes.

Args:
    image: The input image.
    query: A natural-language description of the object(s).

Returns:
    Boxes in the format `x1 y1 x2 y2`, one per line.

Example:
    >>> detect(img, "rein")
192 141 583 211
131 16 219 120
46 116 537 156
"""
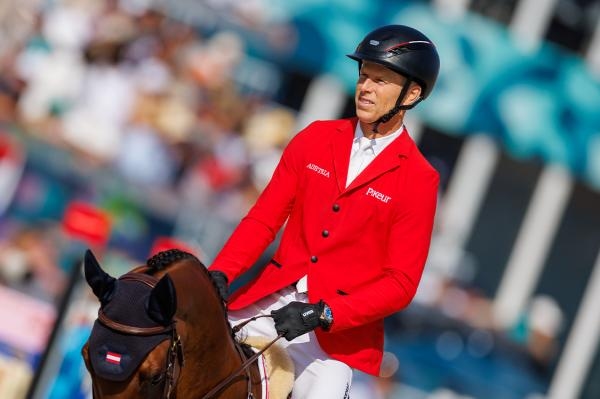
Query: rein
200 314 285 399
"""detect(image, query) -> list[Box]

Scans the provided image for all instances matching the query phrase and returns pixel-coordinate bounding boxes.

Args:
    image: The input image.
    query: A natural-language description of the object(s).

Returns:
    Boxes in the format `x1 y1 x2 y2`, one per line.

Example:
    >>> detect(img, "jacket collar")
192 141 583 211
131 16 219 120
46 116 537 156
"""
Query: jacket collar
331 117 413 193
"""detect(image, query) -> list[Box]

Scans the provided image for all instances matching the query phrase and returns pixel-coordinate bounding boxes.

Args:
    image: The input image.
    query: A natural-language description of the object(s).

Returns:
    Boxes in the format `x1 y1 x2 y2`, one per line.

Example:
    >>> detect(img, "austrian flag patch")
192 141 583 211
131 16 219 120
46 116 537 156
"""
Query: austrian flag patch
105 351 122 365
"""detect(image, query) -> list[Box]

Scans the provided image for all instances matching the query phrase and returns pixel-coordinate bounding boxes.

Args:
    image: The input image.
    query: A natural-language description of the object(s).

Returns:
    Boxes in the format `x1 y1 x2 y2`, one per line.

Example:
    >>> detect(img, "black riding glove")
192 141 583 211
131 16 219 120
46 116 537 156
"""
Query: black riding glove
271 300 329 341
209 270 229 301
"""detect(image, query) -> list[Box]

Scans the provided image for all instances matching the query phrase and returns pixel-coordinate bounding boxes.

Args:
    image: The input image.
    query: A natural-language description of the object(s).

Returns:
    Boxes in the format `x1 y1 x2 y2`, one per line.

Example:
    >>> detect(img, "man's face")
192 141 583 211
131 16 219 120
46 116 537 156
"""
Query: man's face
354 61 407 124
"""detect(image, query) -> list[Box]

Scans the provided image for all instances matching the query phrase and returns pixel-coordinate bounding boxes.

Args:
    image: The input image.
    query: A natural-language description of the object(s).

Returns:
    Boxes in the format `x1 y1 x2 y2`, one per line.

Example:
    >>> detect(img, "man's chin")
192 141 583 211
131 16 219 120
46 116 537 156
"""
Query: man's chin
355 111 377 124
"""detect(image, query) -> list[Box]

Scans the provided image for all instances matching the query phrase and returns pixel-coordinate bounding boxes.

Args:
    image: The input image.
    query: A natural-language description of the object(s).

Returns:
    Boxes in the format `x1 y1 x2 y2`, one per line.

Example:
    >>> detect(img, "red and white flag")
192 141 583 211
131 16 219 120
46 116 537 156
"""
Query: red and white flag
105 351 122 365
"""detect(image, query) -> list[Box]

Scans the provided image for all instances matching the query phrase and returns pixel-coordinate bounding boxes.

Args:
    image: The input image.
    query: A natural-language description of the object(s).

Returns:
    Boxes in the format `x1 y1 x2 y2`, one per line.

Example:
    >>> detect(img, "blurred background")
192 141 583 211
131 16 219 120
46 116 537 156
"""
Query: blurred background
0 0 599 398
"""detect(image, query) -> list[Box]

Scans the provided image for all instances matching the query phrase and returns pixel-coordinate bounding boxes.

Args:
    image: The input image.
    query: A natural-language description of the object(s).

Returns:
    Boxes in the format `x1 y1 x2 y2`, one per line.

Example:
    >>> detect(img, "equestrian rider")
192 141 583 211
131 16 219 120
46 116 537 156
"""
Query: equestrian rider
208 24 440 398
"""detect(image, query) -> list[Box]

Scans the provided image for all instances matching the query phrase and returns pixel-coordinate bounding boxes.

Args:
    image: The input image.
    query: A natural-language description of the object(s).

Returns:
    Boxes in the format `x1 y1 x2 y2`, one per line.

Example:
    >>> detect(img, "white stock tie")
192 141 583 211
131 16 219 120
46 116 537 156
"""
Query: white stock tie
346 136 375 187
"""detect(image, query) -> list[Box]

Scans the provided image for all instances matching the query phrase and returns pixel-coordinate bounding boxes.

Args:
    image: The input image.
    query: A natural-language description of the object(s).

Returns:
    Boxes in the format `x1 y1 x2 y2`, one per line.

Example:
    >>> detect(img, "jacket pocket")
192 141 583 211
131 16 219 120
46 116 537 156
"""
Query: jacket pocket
269 258 283 268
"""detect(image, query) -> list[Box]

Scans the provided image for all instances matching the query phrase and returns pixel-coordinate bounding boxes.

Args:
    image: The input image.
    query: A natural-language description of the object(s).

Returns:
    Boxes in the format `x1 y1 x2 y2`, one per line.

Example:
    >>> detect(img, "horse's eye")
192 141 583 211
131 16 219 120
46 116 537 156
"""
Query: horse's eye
150 373 165 386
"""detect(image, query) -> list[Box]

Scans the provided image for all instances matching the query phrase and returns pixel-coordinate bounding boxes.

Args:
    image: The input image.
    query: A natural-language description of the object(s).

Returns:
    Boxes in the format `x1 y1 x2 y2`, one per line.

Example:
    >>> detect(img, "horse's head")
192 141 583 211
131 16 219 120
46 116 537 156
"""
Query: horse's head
81 248 249 399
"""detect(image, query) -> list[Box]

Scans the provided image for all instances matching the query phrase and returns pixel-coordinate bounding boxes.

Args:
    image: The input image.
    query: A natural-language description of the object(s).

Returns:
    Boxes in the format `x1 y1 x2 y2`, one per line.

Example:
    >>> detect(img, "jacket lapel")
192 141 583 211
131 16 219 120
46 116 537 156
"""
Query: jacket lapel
345 126 413 192
331 118 357 193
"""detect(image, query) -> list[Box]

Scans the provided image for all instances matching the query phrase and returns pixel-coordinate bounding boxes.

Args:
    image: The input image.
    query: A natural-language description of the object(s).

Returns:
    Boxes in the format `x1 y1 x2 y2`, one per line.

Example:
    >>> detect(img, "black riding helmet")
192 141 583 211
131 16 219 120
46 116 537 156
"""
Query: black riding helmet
347 25 440 130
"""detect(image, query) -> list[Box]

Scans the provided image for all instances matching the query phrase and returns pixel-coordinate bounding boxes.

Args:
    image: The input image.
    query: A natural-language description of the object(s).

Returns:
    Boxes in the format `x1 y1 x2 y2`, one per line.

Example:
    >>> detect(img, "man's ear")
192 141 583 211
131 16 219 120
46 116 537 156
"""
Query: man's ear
402 82 422 107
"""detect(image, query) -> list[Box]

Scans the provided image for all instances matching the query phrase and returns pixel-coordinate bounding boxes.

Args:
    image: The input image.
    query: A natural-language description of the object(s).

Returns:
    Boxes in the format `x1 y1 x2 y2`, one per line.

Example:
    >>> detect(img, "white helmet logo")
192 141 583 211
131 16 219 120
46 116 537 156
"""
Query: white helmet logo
369 40 380 46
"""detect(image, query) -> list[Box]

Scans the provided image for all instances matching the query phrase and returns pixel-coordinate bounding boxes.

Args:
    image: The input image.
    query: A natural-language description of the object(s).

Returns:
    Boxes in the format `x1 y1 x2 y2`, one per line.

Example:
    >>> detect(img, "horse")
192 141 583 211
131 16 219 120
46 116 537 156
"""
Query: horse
81 248 267 399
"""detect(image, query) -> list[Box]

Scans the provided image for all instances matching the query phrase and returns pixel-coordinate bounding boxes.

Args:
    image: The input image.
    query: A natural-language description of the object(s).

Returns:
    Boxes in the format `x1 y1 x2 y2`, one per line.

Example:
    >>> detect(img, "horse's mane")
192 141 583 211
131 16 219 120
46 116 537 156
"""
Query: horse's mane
145 249 225 308
146 248 197 271
144 249 241 344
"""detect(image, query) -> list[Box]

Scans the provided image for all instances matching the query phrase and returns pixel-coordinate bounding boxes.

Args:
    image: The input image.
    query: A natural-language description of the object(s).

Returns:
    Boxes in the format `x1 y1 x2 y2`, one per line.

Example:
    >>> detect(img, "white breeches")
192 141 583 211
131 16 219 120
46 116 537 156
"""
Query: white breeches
228 286 353 399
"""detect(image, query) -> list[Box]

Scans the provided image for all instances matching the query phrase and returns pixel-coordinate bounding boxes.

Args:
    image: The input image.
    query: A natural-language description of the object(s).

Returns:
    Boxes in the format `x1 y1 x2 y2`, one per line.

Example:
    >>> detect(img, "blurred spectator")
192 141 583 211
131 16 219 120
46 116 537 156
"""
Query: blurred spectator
0 0 39 61
188 30 245 91
0 133 26 215
510 295 564 372
61 7 137 163
243 105 295 190
0 222 66 303
0 55 24 122
15 1 91 138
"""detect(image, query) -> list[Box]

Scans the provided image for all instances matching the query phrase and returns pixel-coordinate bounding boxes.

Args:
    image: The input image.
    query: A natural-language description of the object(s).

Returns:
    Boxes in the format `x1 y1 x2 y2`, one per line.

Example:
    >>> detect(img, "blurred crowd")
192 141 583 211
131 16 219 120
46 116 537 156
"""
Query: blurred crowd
0 2 297 396
5 0 293 191
0 0 296 302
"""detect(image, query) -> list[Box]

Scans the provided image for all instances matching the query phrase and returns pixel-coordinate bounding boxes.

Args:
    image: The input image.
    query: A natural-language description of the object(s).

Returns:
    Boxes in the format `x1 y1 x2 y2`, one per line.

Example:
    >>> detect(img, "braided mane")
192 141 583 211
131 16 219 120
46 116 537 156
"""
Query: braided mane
145 248 230 316
146 249 197 271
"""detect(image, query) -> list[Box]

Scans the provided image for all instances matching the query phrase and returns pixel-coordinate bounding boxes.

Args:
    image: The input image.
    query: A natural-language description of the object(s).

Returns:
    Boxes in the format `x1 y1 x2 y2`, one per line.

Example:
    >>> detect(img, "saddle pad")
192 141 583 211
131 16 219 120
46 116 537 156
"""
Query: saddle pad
244 336 295 399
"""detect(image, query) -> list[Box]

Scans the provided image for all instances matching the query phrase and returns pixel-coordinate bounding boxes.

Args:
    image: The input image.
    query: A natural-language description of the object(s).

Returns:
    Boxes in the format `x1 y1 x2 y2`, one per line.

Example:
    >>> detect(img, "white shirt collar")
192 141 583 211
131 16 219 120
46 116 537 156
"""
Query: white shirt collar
353 124 404 156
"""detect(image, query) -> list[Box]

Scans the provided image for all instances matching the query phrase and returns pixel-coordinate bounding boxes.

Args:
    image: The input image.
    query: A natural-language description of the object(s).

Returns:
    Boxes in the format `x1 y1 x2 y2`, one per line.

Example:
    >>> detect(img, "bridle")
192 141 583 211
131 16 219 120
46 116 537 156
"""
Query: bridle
94 271 284 399
96 272 184 399
199 316 284 399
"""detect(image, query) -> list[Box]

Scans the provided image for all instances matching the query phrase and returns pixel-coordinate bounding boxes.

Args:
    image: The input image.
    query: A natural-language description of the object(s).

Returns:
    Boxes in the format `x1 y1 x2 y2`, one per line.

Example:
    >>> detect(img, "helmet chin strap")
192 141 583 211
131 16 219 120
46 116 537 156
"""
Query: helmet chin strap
371 78 422 133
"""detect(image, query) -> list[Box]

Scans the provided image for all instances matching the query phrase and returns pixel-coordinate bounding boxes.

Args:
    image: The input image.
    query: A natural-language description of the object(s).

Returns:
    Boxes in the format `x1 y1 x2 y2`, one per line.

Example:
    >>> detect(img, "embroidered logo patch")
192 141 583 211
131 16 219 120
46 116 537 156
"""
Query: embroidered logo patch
366 187 392 204
105 351 122 365
306 163 330 178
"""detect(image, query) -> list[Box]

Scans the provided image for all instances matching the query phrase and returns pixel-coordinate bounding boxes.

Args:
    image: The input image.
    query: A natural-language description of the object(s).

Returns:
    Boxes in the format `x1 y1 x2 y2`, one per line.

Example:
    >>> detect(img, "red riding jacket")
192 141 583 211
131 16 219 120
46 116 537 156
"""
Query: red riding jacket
209 118 439 376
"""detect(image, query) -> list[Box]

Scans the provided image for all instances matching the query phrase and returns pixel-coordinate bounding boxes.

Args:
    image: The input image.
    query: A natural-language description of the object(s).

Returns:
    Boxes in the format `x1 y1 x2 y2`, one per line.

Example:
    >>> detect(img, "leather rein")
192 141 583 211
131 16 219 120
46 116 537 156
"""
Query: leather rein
96 272 284 399
199 315 284 399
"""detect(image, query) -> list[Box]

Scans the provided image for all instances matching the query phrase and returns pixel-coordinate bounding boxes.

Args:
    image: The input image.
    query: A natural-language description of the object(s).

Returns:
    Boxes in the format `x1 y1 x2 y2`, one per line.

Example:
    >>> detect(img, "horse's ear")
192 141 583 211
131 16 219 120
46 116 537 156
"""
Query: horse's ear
84 249 116 305
147 274 177 326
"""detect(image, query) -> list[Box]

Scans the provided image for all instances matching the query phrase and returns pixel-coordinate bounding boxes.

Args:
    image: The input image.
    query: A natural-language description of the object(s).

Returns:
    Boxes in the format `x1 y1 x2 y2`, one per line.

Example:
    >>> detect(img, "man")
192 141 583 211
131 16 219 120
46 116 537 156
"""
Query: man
208 24 440 398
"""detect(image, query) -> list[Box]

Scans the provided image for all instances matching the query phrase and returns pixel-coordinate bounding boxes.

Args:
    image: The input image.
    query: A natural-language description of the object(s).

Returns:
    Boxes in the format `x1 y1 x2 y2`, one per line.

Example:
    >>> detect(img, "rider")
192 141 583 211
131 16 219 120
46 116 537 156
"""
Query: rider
208 24 440 398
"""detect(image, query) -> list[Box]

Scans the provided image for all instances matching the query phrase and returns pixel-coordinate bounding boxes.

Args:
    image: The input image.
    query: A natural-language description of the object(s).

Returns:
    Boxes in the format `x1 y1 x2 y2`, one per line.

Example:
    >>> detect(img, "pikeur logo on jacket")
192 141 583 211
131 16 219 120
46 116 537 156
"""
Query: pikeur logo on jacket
365 187 392 204
210 118 439 376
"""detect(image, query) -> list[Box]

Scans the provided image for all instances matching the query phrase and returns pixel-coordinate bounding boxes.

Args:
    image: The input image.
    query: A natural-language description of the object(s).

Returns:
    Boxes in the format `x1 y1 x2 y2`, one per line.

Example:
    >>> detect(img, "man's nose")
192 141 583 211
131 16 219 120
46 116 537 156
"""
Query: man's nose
360 78 375 91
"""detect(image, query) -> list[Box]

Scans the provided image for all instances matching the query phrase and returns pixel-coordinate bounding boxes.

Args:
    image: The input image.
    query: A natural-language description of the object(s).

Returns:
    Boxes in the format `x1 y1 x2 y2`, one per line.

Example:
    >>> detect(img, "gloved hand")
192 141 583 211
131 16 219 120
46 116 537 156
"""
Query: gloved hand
271 300 328 341
209 270 229 301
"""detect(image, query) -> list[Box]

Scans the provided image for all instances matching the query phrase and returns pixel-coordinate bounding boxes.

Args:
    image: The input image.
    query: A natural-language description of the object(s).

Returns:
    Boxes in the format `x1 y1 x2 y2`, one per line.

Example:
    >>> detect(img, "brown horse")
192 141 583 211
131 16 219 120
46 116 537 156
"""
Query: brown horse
81 248 263 398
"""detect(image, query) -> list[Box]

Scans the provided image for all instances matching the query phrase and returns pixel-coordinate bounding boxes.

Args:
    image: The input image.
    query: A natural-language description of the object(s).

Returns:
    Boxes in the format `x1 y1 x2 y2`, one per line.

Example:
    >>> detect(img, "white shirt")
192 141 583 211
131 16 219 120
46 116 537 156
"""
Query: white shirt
296 123 404 293
345 124 402 187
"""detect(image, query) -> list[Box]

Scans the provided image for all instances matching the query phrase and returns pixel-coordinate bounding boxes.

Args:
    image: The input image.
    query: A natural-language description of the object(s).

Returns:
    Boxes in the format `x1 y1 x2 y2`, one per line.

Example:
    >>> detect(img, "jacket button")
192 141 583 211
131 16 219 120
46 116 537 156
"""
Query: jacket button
321 230 329 238
310 256 318 263
332 204 340 212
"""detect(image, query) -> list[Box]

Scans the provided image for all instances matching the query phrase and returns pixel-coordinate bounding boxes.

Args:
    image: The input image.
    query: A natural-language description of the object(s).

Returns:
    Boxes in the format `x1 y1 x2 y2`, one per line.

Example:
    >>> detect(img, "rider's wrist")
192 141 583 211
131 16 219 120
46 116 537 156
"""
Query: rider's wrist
318 301 333 330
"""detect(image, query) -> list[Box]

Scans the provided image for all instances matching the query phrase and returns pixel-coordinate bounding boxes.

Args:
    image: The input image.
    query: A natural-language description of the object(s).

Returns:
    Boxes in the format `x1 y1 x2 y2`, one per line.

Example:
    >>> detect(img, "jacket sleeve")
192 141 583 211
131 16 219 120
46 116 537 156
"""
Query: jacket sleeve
327 162 439 332
208 129 307 282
